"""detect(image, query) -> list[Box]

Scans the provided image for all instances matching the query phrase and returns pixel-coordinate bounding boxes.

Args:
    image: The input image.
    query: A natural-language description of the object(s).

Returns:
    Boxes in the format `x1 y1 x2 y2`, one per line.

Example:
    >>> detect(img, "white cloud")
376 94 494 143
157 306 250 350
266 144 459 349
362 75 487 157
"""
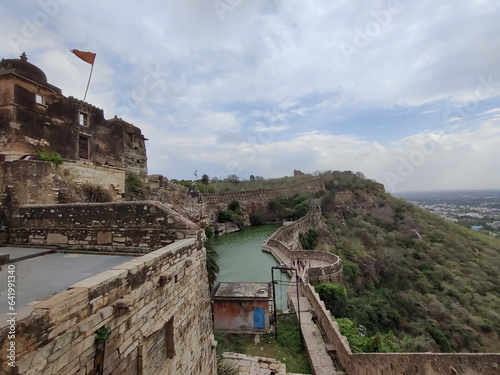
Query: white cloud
1 0 500 190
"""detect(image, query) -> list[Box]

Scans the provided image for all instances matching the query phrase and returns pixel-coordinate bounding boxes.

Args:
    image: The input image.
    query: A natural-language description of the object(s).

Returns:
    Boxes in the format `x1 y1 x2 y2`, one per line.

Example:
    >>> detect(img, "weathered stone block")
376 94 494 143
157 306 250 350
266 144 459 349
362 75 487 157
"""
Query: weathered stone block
46 232 69 245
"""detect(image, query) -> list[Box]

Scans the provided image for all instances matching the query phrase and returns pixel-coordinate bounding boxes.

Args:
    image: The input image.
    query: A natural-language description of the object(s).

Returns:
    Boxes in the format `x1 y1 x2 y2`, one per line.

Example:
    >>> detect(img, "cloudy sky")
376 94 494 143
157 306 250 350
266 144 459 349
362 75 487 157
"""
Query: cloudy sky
1 0 500 192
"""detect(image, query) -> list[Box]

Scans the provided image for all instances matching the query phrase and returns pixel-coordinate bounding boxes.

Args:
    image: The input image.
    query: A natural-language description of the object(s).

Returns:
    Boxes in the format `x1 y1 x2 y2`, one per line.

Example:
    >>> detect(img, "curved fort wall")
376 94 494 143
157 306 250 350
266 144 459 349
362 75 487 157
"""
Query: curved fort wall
264 210 343 285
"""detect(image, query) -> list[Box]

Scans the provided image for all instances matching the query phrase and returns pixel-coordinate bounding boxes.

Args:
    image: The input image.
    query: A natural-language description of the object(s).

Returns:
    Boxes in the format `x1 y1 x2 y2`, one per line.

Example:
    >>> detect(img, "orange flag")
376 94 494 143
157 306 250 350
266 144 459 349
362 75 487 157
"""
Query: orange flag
71 49 96 65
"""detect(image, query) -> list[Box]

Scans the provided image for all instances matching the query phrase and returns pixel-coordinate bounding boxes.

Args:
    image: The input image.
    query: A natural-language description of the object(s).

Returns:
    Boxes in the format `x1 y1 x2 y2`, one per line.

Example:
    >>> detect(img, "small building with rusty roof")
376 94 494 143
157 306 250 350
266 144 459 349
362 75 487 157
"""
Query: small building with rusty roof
212 281 273 332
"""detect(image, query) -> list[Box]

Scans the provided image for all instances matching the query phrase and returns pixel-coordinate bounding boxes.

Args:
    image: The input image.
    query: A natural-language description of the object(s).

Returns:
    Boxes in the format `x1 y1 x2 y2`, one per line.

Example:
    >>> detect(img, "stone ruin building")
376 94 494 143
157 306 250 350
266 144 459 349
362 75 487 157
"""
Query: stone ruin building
0 54 217 375
0 53 148 199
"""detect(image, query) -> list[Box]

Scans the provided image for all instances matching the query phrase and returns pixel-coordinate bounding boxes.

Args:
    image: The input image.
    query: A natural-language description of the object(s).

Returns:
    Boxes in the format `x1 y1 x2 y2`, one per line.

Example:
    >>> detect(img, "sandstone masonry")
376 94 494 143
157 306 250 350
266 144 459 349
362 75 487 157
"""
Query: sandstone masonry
0 237 217 375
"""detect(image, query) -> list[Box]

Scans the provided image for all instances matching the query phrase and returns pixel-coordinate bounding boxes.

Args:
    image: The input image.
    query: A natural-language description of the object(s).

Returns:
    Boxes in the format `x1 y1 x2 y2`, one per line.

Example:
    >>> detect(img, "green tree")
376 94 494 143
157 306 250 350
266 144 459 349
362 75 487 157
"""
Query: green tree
201 174 210 192
299 229 319 249
225 174 240 184
315 283 349 318
228 200 240 212
249 212 266 226
205 240 220 291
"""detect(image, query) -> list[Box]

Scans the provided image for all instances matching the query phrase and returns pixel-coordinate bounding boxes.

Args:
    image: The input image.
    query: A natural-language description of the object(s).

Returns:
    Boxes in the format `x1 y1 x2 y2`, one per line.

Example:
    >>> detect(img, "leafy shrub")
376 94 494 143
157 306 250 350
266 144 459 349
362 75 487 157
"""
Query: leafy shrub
299 229 319 249
95 326 111 345
38 150 63 167
217 210 232 222
268 197 283 211
342 259 361 284
315 283 349 318
205 226 214 239
228 200 240 212
426 321 457 352
249 212 266 226
125 172 147 199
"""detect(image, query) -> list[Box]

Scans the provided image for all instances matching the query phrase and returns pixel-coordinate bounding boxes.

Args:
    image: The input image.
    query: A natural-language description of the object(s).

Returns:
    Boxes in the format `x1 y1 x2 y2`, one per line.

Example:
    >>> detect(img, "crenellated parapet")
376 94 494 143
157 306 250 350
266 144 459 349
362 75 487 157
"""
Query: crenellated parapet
68 96 104 117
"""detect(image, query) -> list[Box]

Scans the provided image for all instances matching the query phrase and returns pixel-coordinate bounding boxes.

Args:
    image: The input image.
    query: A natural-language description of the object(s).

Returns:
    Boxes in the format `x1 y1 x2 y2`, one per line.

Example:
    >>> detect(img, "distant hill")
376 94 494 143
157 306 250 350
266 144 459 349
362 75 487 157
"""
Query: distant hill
316 172 500 352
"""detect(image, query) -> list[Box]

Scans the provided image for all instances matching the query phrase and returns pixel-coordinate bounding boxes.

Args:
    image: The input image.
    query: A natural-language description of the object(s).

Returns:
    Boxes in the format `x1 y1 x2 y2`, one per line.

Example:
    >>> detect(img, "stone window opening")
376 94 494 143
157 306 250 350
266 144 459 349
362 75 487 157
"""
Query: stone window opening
79 112 89 126
35 94 44 105
131 134 140 148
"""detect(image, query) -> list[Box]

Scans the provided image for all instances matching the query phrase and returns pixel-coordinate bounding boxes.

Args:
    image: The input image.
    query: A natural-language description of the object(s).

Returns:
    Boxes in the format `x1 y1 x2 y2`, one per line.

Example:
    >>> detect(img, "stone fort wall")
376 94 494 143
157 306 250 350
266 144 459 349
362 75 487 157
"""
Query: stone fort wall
265 211 500 374
302 283 500 375
0 236 217 375
202 178 325 205
265 210 343 286
8 201 199 252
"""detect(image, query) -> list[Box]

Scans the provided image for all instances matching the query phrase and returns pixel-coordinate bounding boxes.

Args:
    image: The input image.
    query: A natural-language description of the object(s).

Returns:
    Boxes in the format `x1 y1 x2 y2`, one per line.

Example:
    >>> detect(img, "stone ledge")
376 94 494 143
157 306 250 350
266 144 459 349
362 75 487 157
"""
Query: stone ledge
69 269 127 290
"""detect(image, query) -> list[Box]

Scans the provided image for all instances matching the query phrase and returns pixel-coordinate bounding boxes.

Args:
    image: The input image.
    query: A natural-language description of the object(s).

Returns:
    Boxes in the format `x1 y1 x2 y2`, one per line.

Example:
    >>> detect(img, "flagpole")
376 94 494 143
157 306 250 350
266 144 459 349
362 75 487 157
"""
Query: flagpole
83 63 94 102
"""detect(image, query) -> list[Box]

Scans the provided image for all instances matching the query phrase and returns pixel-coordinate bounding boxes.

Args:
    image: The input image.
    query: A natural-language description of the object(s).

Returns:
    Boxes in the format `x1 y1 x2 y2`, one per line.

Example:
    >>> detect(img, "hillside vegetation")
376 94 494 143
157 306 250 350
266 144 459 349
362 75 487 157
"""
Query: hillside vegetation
316 171 500 353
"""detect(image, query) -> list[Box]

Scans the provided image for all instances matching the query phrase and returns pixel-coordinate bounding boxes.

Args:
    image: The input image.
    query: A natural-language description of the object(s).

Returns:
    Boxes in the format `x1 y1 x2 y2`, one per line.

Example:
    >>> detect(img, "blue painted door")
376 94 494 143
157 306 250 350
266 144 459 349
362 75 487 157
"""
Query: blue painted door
253 308 265 329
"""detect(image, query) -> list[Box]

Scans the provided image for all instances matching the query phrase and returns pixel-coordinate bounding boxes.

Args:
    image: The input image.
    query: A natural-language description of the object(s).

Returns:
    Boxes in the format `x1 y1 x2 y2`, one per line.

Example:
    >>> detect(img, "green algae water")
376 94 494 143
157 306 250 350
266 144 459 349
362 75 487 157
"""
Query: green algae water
212 224 291 309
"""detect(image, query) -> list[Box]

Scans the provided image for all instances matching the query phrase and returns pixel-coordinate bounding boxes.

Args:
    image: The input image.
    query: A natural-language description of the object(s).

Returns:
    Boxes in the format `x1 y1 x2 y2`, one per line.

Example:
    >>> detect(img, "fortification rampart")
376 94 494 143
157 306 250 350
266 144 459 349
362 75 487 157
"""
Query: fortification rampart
8 201 199 252
265 210 343 285
266 213 500 374
270 209 323 249
0 237 217 375
202 178 325 205
301 284 500 375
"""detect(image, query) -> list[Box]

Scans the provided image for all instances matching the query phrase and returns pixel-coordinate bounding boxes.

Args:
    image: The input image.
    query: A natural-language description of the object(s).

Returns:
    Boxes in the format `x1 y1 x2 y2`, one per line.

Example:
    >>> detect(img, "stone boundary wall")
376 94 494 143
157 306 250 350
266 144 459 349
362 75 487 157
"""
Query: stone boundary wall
202 178 325 205
265 210 343 286
0 237 217 375
265 240 343 285
301 284 500 375
8 201 200 252
270 209 323 248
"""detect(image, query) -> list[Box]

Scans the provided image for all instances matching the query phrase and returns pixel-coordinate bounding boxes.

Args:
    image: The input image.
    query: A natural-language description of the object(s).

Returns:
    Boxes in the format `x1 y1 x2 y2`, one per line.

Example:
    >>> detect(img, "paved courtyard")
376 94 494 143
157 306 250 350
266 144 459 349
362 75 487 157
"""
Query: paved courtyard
0 247 136 325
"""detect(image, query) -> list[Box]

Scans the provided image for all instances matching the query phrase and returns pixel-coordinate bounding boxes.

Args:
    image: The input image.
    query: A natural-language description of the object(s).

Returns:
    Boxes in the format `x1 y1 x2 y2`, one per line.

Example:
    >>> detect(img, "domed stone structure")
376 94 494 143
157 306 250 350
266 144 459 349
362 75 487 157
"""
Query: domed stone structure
0 52 148 199
0 52 61 93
